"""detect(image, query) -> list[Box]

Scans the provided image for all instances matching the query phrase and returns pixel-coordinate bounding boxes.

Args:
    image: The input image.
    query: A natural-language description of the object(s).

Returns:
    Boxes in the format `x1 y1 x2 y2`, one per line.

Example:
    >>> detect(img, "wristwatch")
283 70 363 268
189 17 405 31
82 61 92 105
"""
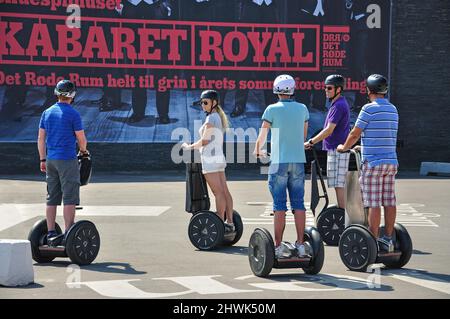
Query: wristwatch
40 159 46 162
308 139 314 145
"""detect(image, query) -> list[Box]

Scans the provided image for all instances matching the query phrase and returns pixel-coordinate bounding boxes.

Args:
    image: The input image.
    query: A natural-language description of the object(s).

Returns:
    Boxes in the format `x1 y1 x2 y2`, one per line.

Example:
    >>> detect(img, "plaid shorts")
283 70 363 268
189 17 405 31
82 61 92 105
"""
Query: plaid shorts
360 162 398 208
326 150 350 188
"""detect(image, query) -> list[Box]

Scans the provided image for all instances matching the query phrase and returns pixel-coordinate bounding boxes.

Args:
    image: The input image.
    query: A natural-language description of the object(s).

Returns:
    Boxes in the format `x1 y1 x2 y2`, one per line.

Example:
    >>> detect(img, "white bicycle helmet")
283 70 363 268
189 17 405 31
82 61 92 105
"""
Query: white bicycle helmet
273 74 295 95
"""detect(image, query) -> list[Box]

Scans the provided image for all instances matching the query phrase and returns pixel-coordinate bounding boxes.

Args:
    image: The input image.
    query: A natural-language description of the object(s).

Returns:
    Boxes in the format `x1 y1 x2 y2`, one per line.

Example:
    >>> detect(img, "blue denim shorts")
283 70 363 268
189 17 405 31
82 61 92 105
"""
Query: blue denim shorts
268 163 306 212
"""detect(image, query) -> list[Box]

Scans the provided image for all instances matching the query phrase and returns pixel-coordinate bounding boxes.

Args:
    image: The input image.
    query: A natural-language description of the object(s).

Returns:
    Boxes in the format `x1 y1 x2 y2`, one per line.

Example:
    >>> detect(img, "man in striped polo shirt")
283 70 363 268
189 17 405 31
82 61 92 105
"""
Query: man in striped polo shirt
337 74 398 252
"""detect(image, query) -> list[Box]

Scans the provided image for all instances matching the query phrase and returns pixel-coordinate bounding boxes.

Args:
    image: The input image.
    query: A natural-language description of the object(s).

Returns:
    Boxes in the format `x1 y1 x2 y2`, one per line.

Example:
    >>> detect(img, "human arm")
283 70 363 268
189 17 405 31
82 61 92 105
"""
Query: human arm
37 128 47 172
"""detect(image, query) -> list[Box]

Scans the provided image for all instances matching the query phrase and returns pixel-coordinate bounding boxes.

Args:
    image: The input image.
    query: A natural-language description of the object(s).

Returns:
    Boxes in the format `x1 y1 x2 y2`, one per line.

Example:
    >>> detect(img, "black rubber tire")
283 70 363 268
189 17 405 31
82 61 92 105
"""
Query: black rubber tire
382 223 413 269
248 228 274 278
339 225 377 272
302 226 325 275
316 207 345 246
222 211 244 247
188 212 224 250
65 221 100 265
28 219 62 263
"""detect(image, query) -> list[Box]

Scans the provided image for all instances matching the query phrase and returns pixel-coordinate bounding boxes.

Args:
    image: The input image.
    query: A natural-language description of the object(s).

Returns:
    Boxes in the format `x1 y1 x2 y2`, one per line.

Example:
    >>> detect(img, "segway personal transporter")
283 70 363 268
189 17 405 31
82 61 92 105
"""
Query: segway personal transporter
248 226 325 278
310 148 346 246
28 152 100 265
248 152 324 277
185 162 244 250
338 149 412 272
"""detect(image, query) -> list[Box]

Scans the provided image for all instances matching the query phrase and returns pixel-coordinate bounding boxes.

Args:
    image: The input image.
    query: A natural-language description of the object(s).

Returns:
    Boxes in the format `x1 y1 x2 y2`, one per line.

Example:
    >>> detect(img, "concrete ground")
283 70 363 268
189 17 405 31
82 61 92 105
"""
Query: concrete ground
0 171 449 299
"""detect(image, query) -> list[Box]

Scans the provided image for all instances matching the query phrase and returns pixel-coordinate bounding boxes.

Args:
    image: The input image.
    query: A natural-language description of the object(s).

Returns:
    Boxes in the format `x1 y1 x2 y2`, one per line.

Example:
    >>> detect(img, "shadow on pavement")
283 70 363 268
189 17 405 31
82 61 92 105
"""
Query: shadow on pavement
34 261 147 275
381 268 450 283
0 282 45 289
256 272 394 292
412 249 432 255
193 245 248 256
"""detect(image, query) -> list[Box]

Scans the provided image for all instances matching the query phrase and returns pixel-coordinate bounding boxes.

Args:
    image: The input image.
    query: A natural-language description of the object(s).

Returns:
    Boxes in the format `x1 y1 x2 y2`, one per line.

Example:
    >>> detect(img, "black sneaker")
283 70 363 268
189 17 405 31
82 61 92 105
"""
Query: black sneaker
377 237 394 253
47 234 65 247
224 223 235 233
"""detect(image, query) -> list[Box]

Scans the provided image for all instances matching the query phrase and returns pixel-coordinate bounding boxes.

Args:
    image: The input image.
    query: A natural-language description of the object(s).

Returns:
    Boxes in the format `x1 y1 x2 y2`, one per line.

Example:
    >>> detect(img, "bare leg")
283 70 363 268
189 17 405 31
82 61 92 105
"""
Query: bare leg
274 211 286 247
293 210 306 244
204 172 227 221
63 205 76 232
368 207 382 238
335 187 346 209
383 206 397 237
219 172 234 223
46 206 57 231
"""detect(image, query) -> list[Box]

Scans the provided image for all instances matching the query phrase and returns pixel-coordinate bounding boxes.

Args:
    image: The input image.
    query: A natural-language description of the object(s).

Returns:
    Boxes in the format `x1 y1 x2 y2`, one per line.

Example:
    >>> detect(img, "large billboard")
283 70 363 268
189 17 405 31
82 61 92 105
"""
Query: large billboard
0 0 391 143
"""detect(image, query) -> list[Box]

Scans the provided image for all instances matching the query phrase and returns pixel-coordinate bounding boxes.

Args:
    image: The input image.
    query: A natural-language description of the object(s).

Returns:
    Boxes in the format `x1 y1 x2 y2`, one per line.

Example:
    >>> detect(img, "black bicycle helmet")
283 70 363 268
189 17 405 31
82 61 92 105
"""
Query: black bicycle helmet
366 74 388 94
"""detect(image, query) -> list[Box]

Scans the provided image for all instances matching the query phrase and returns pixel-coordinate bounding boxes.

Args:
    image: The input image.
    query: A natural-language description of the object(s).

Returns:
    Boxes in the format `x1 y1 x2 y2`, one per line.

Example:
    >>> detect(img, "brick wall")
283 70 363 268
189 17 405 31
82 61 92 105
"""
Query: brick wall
390 0 450 168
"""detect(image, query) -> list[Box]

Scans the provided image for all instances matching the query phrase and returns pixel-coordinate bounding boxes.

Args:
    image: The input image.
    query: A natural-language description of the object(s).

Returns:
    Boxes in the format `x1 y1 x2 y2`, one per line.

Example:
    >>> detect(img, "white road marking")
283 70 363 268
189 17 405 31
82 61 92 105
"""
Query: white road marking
385 269 450 295
244 202 439 227
0 204 170 232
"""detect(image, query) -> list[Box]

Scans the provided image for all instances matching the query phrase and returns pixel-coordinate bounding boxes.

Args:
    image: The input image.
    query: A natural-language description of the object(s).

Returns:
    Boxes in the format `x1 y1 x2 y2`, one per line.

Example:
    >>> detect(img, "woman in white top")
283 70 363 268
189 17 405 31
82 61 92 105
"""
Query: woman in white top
182 90 235 231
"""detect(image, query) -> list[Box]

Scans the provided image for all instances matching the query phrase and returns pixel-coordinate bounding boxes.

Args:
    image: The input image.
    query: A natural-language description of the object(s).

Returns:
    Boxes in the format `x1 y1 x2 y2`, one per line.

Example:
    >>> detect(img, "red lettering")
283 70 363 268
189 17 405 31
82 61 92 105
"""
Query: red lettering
110 27 137 60
223 31 248 63
26 23 55 57
267 32 291 63
0 21 24 56
247 32 271 63
199 30 224 63
138 28 160 60
82 26 110 59
161 29 187 62
56 25 82 58
292 32 313 63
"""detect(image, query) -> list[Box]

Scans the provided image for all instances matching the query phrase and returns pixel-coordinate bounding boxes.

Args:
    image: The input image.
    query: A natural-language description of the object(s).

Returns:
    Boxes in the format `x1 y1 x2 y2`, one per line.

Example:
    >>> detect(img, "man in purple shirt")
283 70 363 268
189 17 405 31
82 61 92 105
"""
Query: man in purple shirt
305 74 350 209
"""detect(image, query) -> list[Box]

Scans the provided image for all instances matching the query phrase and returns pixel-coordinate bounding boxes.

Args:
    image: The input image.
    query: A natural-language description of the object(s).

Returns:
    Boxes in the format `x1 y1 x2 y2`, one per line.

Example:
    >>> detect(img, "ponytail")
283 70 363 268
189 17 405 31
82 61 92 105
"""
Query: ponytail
215 104 230 130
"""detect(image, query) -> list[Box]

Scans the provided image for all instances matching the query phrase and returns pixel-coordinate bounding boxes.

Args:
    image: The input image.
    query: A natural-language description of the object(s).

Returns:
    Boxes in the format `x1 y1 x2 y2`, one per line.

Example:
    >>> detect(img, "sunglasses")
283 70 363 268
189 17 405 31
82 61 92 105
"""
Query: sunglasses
325 86 335 91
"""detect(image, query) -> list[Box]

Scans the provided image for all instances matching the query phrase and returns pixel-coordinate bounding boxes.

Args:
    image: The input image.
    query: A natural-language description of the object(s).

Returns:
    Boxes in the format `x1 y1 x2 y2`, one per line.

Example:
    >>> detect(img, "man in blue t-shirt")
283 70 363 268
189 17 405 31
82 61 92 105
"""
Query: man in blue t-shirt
337 74 399 253
305 74 350 209
254 74 310 258
37 80 89 246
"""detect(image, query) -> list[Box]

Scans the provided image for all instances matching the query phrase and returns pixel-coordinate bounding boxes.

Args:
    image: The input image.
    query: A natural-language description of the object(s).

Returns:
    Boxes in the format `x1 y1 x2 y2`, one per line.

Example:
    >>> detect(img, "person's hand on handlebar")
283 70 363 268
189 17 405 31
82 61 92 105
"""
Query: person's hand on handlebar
253 149 268 158
336 144 347 153
181 142 191 150
77 149 90 157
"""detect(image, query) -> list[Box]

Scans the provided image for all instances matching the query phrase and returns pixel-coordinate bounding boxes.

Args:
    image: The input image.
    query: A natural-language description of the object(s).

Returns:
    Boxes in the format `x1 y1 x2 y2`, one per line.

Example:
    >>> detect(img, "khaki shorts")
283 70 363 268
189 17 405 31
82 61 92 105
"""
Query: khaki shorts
46 159 80 206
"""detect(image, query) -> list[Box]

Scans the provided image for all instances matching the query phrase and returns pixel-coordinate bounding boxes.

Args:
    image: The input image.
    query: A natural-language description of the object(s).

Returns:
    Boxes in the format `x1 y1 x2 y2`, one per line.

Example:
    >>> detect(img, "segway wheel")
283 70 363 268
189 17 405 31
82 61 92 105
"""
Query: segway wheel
65 221 100 265
222 210 244 247
316 207 344 246
248 228 274 277
28 219 63 263
302 226 324 275
339 225 377 272
382 223 413 269
188 212 224 250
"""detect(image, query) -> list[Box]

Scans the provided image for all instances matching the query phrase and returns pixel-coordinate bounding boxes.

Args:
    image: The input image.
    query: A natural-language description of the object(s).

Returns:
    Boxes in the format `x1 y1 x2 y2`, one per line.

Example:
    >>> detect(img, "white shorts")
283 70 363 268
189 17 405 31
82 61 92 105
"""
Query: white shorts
201 155 227 174
326 150 350 188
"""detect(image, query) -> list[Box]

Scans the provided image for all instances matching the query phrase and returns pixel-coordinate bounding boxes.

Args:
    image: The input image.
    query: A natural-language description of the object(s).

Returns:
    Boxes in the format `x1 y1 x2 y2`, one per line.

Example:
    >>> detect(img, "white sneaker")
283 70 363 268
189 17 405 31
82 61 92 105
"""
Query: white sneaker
295 242 307 257
275 245 291 259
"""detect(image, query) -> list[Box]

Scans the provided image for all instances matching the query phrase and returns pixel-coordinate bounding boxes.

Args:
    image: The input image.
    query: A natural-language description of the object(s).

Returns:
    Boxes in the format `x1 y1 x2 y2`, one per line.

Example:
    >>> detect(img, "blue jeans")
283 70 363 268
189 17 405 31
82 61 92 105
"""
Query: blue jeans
268 163 306 212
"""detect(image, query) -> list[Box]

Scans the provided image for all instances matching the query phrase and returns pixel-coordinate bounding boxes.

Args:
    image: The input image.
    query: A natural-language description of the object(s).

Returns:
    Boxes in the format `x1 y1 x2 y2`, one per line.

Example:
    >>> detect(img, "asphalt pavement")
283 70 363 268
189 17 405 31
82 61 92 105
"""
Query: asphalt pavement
0 171 449 299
